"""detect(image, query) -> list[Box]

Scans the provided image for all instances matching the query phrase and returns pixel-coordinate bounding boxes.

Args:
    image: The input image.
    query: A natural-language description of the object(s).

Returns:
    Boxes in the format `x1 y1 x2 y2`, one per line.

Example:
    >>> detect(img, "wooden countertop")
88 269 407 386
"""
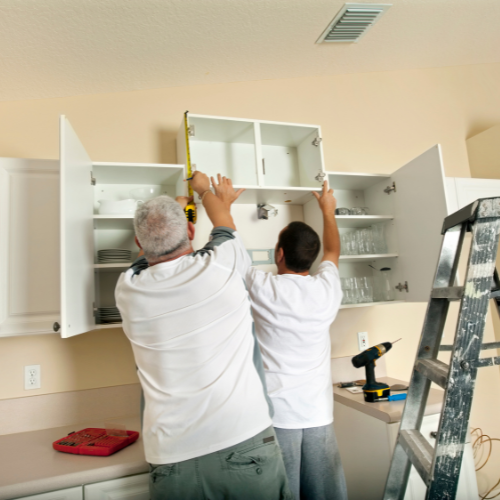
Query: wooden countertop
0 416 147 500
333 377 444 423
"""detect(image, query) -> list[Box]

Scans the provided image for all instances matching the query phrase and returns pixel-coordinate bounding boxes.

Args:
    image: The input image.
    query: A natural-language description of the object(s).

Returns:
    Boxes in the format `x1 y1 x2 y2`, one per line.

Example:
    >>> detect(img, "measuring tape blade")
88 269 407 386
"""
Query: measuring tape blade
183 111 197 224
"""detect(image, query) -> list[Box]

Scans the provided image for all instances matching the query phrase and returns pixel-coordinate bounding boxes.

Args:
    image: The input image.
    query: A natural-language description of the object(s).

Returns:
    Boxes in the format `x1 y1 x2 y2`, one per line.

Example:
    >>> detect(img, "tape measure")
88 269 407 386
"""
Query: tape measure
183 111 197 224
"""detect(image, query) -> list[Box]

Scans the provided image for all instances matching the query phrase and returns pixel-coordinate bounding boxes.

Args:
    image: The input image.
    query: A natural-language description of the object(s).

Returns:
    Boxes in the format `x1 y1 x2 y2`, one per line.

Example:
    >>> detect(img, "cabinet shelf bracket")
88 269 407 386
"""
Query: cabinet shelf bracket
384 182 396 194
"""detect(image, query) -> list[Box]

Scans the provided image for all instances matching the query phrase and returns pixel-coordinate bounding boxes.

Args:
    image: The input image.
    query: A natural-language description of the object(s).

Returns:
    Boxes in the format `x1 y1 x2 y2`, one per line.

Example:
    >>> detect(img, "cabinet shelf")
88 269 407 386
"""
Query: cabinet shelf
232 186 321 205
339 253 398 263
339 300 404 309
327 171 390 190
95 323 122 329
336 215 393 228
93 215 134 230
94 263 132 271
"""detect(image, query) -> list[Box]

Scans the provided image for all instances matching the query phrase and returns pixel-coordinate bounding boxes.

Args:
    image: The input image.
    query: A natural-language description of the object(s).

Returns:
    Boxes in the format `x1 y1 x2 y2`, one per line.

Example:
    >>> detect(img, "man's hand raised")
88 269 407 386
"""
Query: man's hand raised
211 174 245 208
312 180 337 215
189 171 211 196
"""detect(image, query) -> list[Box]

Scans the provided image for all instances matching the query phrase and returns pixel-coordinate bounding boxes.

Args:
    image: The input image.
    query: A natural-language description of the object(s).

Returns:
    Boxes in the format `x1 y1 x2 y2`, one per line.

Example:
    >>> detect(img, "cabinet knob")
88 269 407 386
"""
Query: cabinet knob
53 322 61 333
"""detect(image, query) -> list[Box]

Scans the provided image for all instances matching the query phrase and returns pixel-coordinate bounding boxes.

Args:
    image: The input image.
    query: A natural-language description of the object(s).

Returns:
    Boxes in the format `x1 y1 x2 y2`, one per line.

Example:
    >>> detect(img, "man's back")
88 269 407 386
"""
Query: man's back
246 261 342 429
116 230 272 465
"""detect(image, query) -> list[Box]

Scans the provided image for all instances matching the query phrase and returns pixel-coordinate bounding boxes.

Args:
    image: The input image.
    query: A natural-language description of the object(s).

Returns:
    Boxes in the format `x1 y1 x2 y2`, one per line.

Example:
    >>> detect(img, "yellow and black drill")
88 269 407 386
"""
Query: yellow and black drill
351 342 393 403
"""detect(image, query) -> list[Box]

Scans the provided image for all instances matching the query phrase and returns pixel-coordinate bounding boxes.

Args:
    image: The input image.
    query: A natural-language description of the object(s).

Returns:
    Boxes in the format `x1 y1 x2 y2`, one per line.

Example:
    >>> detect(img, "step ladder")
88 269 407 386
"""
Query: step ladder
383 196 500 500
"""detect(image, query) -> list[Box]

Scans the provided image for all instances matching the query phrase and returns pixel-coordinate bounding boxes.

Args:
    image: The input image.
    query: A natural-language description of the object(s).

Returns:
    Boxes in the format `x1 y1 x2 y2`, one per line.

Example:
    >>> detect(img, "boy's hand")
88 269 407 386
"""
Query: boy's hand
211 174 245 208
312 181 337 214
189 171 211 196
175 195 194 210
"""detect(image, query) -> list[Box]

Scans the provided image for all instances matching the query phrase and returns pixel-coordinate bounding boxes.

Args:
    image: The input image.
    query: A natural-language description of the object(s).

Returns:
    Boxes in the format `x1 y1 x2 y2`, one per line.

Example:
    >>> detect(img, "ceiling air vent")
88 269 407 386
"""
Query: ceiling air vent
316 3 391 43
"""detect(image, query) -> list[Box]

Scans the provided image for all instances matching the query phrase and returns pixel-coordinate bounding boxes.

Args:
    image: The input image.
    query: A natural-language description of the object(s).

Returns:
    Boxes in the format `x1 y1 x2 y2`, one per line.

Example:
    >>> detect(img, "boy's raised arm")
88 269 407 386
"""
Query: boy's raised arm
312 181 341 267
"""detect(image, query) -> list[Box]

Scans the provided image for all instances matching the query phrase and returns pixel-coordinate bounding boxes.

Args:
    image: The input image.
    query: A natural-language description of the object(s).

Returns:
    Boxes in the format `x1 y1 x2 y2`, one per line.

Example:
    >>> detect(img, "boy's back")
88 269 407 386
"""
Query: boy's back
246 261 342 429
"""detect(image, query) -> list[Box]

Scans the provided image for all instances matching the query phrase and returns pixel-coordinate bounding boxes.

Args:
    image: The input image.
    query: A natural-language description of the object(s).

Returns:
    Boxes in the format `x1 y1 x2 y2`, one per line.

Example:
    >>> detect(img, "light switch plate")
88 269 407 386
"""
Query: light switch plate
357 332 369 351
24 365 41 390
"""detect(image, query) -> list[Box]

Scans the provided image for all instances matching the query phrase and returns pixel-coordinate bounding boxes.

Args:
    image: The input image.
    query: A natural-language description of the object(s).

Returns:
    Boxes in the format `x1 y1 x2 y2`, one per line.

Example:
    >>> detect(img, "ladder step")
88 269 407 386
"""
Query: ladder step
431 286 464 300
415 358 449 388
399 430 434 486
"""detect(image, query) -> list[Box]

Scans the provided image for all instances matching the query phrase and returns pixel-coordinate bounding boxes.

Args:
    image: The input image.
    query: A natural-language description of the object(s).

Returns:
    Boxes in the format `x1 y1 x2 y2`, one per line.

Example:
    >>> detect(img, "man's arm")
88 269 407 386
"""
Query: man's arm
312 181 341 267
190 171 244 229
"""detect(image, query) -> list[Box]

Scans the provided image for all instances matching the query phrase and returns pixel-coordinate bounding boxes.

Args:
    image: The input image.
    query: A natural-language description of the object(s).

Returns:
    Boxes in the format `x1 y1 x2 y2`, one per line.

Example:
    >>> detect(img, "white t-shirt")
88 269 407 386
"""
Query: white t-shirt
245 261 342 429
115 228 272 464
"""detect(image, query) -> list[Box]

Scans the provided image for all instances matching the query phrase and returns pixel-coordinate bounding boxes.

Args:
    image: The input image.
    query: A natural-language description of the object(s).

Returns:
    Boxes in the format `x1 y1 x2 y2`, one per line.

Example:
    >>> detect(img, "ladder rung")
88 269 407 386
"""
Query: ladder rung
440 341 500 351
415 359 449 388
431 286 464 300
399 430 434 485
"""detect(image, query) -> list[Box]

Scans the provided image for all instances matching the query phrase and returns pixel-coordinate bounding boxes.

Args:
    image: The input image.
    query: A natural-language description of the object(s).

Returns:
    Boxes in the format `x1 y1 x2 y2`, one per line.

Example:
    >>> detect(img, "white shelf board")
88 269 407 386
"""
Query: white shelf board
94 263 132 271
339 253 398 263
336 215 393 228
93 215 134 230
340 300 404 309
95 323 123 329
92 162 184 184
327 171 390 190
233 186 321 205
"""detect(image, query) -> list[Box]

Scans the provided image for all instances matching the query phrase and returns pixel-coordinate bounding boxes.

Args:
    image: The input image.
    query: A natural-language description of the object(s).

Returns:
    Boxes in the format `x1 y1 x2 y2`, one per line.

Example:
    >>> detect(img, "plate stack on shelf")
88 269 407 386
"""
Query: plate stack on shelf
97 249 132 264
97 306 122 324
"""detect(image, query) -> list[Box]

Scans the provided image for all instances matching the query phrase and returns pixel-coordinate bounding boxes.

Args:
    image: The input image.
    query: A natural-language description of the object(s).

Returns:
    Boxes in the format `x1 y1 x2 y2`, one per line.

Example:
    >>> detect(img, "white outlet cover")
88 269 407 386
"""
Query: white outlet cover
24 365 41 390
357 332 369 351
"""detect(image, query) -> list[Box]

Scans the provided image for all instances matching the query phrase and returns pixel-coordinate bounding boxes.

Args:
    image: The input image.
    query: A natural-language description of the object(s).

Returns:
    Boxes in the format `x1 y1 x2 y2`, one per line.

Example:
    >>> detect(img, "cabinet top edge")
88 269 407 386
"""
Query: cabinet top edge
327 171 390 179
187 113 321 130
92 162 184 169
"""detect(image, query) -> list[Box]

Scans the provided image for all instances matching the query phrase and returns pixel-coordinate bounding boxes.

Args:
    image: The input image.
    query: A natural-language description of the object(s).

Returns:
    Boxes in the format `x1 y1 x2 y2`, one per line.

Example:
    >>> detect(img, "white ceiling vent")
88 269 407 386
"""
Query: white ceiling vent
316 3 391 43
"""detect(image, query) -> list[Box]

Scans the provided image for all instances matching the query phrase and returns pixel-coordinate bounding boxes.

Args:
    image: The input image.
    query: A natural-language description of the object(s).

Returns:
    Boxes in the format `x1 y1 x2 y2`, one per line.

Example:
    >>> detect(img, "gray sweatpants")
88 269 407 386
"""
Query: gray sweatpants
275 424 348 500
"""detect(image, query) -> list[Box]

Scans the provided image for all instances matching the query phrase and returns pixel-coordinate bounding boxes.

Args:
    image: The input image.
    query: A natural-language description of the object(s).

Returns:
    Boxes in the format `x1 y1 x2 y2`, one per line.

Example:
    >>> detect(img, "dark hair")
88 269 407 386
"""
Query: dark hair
277 222 321 272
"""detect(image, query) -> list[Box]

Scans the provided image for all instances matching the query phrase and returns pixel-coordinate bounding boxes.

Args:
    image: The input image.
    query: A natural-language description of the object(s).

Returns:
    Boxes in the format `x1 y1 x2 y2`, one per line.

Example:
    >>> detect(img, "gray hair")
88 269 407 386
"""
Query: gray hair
134 196 189 261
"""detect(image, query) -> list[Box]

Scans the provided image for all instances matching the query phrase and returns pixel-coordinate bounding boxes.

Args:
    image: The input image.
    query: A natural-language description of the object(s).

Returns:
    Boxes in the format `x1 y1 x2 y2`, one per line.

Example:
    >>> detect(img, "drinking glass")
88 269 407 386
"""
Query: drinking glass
372 224 388 254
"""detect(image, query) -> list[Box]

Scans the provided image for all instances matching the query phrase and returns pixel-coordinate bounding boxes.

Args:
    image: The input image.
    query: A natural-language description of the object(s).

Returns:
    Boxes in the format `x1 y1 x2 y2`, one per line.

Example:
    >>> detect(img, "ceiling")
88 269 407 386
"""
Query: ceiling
1 0 499 102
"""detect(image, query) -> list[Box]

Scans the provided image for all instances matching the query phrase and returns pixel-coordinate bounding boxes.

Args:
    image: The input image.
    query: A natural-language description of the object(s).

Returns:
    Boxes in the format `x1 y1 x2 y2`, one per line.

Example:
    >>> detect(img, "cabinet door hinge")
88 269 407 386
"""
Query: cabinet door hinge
312 137 322 147
384 181 396 194
90 172 96 186
315 171 326 184
188 125 195 137
395 281 409 292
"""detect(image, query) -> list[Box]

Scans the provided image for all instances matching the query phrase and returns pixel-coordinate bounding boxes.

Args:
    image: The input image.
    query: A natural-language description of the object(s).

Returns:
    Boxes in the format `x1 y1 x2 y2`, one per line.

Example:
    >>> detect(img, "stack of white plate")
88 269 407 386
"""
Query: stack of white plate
97 249 132 263
98 306 122 324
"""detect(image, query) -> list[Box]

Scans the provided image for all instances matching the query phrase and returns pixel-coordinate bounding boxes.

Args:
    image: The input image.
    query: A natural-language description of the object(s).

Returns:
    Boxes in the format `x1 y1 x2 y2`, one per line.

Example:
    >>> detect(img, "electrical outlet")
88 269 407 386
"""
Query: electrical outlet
24 365 41 390
357 332 369 351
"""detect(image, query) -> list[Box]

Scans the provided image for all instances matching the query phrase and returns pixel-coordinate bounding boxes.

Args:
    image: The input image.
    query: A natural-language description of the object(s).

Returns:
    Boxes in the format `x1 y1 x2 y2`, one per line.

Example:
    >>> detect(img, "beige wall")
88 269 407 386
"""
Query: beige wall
1 61 500 490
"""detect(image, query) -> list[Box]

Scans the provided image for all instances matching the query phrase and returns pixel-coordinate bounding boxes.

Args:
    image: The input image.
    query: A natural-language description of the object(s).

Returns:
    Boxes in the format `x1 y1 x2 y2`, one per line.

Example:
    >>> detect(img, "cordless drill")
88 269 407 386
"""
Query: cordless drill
351 342 393 403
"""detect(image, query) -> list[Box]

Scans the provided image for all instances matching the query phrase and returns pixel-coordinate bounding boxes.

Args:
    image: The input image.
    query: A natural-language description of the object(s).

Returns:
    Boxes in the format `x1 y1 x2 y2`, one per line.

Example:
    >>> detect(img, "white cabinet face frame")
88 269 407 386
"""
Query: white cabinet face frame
59 116 185 337
0 158 60 337
177 113 325 204
84 473 150 500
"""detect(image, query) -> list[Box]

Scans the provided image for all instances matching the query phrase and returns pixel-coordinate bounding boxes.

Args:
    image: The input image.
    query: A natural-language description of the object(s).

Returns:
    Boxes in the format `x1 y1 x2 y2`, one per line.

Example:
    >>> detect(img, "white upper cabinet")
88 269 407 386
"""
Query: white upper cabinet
58 116 185 337
304 144 449 305
177 113 325 205
0 158 60 337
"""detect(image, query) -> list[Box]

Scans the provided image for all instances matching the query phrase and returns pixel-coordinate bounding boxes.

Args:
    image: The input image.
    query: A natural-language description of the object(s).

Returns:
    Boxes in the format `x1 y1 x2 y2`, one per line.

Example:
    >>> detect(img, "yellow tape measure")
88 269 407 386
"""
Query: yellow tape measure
184 111 197 224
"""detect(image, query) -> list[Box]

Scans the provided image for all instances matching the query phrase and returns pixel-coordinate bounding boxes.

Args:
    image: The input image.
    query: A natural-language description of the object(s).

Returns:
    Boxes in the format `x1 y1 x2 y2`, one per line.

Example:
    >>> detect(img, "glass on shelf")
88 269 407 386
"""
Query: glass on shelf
372 267 395 302
340 226 388 256
340 277 374 305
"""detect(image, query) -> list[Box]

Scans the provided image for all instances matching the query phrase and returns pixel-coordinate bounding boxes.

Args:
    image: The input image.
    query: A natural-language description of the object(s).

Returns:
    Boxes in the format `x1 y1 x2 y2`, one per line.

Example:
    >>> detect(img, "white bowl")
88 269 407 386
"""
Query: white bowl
98 199 140 215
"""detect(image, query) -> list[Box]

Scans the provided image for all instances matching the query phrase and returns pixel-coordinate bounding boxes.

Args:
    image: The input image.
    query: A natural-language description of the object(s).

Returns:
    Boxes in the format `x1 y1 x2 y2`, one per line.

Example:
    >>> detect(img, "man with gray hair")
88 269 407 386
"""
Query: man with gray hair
115 171 292 500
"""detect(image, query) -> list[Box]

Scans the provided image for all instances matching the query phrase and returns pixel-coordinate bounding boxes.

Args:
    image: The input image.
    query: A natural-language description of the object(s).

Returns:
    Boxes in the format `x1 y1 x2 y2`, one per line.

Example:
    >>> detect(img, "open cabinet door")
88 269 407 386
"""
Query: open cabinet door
391 145 449 302
59 116 95 337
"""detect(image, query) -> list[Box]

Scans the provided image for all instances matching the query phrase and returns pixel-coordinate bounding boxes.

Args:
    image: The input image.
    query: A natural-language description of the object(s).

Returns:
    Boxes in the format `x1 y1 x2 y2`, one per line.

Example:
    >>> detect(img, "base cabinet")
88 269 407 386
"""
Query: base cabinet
334 402 478 500
83 474 149 500
15 487 82 500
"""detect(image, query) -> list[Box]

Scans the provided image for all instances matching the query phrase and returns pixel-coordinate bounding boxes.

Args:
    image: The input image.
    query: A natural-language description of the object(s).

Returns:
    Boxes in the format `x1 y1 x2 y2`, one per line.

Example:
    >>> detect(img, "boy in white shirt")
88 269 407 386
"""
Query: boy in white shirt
245 181 347 500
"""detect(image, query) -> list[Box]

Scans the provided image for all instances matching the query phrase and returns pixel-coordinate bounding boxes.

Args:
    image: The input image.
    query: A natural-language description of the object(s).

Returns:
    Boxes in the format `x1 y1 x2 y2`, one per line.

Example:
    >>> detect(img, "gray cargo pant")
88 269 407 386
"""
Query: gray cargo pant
149 425 293 499
275 424 348 500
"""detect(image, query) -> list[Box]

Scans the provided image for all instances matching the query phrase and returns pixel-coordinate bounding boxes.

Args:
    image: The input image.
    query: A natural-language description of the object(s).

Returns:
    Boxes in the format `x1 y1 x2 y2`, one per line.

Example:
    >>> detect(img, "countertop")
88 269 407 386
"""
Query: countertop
333 377 444 423
0 416 147 500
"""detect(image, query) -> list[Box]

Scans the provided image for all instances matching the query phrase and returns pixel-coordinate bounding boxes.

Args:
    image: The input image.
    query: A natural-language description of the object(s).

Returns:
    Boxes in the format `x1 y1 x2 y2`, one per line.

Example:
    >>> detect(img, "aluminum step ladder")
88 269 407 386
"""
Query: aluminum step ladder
383 196 500 500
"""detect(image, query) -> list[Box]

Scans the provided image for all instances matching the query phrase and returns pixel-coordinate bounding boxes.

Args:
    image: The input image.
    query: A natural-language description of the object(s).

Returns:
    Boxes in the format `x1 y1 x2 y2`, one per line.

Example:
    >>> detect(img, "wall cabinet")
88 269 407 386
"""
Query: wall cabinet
4 112 499 338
